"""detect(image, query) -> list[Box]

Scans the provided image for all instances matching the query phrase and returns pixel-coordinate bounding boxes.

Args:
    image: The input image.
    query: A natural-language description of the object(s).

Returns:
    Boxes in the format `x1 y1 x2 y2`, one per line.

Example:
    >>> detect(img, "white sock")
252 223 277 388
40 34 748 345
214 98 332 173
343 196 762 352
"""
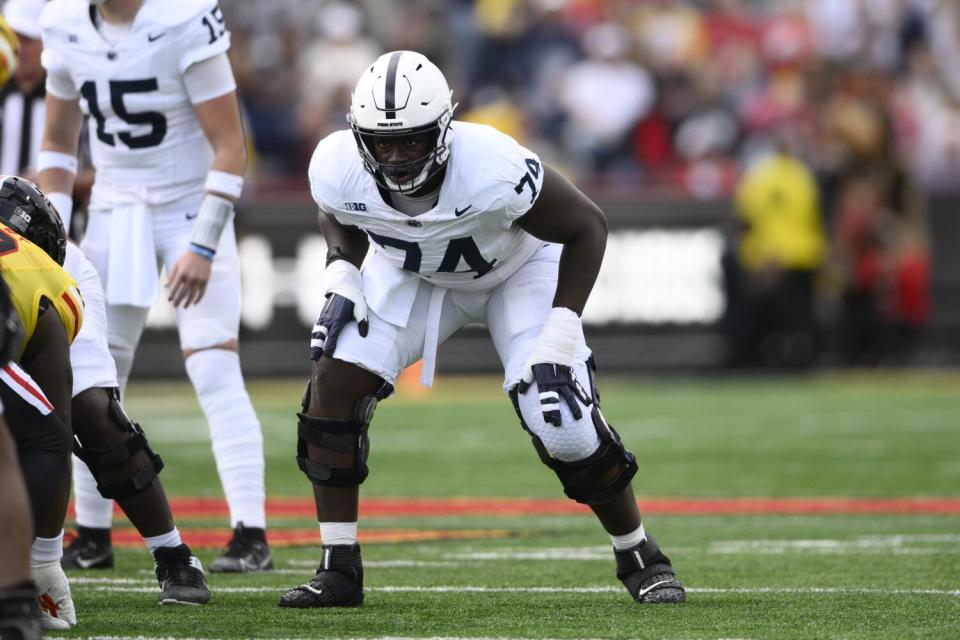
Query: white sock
72 455 115 528
32 531 64 562
319 522 358 546
185 349 266 529
143 527 182 552
610 523 646 550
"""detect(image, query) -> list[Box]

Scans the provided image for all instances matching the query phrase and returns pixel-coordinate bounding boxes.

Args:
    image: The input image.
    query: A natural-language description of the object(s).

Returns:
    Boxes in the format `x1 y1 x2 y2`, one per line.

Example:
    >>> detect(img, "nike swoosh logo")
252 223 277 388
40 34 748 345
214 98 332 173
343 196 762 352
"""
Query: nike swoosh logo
147 32 166 42
185 211 198 220
76 551 112 569
454 205 472 217
635 579 674 598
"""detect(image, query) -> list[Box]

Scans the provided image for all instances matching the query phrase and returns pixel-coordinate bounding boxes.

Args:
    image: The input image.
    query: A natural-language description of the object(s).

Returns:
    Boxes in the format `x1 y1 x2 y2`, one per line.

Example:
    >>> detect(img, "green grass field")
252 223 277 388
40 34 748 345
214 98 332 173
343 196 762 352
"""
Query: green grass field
52 372 960 639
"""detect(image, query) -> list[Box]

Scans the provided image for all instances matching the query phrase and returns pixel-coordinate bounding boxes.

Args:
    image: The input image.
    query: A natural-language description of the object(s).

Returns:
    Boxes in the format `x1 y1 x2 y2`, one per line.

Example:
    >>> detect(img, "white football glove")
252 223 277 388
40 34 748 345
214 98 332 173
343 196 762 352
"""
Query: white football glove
518 307 591 426
311 259 368 359
33 560 76 630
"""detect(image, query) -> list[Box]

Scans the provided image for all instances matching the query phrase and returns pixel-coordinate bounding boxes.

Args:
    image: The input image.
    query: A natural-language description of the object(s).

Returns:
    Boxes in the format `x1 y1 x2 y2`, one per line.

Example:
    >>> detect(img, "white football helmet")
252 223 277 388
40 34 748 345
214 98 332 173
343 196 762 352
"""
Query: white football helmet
348 50 456 193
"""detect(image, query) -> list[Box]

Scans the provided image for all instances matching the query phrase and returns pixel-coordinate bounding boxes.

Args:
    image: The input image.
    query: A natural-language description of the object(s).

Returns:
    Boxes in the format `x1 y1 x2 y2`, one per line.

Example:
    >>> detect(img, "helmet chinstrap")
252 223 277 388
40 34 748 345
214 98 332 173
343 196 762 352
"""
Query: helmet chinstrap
349 105 456 194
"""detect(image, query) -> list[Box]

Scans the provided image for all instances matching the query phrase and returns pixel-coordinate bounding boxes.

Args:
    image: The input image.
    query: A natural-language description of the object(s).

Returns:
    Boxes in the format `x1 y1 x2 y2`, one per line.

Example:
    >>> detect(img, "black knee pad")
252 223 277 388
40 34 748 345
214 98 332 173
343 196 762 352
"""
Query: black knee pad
73 388 164 500
509 357 638 506
296 379 392 487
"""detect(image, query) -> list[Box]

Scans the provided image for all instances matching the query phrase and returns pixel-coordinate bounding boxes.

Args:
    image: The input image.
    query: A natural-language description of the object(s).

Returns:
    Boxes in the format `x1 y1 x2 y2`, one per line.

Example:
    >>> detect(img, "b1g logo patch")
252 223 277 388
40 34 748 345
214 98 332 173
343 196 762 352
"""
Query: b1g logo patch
344 202 367 212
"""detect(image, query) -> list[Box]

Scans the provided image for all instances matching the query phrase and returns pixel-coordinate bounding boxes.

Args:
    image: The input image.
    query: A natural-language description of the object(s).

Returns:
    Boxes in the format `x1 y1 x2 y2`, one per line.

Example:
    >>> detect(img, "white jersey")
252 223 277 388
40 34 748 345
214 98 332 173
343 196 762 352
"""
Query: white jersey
63 242 119 396
40 0 229 199
309 122 545 297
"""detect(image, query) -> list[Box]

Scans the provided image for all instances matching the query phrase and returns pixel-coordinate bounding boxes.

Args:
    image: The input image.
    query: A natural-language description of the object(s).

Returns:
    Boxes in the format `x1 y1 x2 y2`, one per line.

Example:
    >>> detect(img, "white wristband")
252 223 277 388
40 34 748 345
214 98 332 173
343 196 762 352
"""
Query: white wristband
46 192 74 234
189 193 233 254
36 151 78 175
204 170 244 200
528 307 581 367
323 259 363 300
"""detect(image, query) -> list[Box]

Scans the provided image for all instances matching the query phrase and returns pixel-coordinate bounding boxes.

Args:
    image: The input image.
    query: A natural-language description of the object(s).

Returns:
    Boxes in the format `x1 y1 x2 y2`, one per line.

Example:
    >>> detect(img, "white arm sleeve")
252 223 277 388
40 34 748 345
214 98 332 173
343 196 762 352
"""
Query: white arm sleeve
182 52 237 105
43 57 79 100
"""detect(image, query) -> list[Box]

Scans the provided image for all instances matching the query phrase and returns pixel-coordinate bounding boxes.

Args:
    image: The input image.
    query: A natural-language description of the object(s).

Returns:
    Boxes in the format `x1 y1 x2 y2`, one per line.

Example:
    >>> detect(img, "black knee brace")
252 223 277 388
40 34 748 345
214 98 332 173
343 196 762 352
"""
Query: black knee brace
296 380 392 487
73 388 164 500
510 357 638 506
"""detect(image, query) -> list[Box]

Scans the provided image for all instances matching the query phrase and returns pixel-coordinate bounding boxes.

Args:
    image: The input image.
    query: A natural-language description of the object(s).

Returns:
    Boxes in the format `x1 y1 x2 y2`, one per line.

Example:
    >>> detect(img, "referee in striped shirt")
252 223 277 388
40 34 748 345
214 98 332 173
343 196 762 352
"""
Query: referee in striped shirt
1 0 91 238
0 0 46 178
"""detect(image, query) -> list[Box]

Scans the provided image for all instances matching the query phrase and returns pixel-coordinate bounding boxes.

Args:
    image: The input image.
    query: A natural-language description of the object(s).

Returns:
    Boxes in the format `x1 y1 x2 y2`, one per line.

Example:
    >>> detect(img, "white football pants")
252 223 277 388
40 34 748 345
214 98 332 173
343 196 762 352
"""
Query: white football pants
76 191 266 530
331 243 602 462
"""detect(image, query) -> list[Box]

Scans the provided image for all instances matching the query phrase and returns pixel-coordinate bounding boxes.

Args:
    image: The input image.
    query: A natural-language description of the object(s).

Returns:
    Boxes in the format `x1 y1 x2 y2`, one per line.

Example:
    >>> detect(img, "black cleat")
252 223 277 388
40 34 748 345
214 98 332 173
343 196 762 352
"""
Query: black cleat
153 544 211 605
210 522 273 573
278 544 363 608
615 536 686 604
0 583 42 640
61 528 114 570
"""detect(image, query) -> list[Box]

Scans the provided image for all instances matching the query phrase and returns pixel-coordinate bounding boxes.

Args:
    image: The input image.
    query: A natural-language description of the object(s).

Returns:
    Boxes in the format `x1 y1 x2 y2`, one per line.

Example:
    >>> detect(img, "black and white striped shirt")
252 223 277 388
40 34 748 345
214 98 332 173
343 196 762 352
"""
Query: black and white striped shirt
0 82 45 175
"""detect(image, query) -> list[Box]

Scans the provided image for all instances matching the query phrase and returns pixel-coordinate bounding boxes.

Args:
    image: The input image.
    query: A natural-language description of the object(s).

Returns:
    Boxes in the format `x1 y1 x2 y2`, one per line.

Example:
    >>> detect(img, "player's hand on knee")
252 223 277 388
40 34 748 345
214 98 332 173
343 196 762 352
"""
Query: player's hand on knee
166 250 213 308
311 293 368 359
519 363 591 426
518 307 589 426
311 260 368 360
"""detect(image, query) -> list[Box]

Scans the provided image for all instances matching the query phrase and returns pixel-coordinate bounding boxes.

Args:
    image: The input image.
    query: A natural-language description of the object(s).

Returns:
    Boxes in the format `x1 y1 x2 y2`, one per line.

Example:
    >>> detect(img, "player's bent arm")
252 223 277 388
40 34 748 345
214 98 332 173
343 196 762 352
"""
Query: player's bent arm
318 211 370 269
37 94 84 231
310 212 371 357
517 164 608 315
167 91 246 306
174 89 245 266
19 307 73 429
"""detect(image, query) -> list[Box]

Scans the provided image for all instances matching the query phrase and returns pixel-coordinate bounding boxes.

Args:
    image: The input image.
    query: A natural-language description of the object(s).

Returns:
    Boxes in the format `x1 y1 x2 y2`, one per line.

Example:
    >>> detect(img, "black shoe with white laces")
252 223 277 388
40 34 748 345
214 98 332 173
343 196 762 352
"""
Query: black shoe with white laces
153 544 210 605
61 527 114 570
615 536 686 604
210 523 273 573
278 544 363 608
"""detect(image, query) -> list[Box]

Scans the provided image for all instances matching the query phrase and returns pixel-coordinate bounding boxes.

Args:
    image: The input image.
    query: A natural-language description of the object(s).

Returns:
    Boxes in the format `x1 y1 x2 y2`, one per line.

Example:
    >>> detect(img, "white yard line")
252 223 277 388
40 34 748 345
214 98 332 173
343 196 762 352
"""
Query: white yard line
285 559 468 568
710 533 960 554
442 546 612 561
72 581 960 597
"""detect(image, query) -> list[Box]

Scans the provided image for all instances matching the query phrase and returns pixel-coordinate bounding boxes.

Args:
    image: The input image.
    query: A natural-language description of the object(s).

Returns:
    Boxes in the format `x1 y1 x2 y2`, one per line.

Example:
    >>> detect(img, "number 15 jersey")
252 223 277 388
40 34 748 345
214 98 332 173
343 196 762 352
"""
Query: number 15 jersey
40 0 230 196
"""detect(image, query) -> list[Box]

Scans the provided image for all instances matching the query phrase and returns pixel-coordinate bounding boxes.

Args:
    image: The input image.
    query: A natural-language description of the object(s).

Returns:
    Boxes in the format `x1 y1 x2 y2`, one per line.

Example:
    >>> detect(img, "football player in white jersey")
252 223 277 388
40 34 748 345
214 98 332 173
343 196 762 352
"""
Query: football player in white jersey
35 0 270 572
58 239 210 604
280 51 686 608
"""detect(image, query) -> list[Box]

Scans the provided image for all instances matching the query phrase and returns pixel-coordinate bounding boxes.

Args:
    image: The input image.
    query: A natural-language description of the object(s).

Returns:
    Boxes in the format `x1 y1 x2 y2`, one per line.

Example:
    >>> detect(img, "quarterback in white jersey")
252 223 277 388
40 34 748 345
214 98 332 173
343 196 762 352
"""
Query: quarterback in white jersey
36 0 270 573
280 51 686 609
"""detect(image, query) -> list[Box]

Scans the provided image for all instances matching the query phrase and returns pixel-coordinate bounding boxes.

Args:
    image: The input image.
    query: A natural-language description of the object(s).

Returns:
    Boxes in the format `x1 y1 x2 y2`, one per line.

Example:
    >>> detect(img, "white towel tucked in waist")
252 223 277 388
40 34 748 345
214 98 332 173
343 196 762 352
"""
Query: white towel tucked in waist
105 202 159 308
419 285 447 388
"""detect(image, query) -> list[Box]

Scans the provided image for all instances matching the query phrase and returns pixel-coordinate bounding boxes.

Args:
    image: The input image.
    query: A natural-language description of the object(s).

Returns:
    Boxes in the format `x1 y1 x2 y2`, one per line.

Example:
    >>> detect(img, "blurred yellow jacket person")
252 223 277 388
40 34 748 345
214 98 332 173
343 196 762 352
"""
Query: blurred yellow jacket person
0 222 82 356
735 152 826 272
0 13 18 88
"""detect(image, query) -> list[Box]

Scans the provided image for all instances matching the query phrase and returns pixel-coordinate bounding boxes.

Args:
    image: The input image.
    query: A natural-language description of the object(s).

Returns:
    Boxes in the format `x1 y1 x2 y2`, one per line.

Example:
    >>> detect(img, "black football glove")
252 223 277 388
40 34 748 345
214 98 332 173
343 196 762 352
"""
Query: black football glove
518 363 592 426
310 293 369 360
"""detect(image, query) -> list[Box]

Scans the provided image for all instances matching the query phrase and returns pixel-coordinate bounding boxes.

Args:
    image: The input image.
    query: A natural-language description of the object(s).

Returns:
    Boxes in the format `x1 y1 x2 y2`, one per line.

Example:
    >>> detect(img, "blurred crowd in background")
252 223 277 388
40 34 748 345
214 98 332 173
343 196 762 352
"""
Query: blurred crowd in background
224 0 959 195
0 0 947 368
222 0 955 367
